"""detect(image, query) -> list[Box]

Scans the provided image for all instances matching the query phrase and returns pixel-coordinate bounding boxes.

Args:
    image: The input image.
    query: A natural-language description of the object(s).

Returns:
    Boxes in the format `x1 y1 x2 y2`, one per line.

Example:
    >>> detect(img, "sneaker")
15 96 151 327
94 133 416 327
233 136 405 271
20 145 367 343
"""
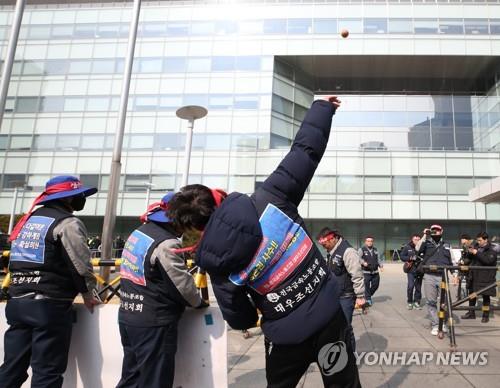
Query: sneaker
431 326 439 335
413 302 422 310
407 303 414 310
367 299 373 306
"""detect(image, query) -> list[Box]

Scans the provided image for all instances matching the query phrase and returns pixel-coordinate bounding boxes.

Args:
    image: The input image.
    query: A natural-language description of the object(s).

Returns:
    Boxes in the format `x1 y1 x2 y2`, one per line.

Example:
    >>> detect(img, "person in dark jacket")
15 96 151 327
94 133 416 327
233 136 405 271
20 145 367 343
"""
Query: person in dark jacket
400 234 422 310
358 236 384 305
117 193 206 388
168 97 361 388
416 224 452 336
457 233 475 300
316 228 365 351
461 232 497 323
113 235 125 258
0 175 100 388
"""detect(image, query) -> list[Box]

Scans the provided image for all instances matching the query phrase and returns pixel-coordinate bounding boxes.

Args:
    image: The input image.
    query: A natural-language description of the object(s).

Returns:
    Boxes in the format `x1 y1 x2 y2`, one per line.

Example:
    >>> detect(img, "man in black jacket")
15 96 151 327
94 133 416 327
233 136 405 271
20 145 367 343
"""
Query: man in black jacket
416 224 452 336
0 175 100 388
117 193 205 388
358 236 384 306
400 234 422 310
168 97 361 387
461 232 497 323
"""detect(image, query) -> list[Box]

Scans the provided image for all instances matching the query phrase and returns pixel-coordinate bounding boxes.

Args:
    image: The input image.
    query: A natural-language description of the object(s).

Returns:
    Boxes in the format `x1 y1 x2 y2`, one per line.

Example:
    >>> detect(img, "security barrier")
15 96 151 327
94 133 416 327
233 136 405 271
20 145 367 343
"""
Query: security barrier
0 251 211 306
0 304 227 388
423 264 499 350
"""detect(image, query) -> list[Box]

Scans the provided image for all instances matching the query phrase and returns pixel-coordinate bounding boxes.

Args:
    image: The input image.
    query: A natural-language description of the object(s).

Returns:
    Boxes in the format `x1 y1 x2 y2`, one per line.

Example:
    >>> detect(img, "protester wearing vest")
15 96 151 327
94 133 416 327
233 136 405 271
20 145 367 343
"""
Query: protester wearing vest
415 224 452 336
461 232 497 323
117 193 206 388
168 97 361 388
358 236 384 305
400 234 423 310
316 227 365 351
0 176 99 388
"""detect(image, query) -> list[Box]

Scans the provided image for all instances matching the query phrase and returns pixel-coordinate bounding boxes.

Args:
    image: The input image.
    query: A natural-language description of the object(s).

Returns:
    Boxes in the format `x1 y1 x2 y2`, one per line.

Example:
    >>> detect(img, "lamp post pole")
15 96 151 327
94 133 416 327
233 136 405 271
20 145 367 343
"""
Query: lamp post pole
175 106 208 188
0 0 26 130
144 182 155 211
7 186 20 235
100 0 142 283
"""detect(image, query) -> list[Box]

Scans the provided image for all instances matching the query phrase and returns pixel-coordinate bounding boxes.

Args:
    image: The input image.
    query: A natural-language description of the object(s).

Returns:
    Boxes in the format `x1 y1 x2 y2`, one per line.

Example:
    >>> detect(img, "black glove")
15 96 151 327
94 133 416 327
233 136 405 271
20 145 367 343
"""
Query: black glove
196 300 209 309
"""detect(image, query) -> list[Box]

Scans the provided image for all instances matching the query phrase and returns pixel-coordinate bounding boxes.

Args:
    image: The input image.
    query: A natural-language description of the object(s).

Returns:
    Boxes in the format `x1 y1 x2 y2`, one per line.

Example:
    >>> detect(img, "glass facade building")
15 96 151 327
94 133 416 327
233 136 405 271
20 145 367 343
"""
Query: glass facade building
0 0 499 255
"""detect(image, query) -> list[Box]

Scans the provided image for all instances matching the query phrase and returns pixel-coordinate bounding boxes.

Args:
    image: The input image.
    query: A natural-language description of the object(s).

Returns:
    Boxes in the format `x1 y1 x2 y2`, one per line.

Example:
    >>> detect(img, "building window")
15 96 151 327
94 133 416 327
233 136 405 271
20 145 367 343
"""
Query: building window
337 176 363 194
164 57 187 73
314 19 337 34
81 135 105 150
33 135 57 150
287 19 312 34
420 177 447 194
124 175 150 192
263 19 286 34
364 19 387 34
464 19 489 35
447 178 473 195
439 19 464 35
2 174 27 189
69 60 92 74
15 97 39 113
364 177 391 194
388 19 413 34
9 136 32 150
414 19 438 34
392 176 419 194
0 135 8 150
79 174 100 189
40 97 64 113
211 57 235 71
56 135 80 151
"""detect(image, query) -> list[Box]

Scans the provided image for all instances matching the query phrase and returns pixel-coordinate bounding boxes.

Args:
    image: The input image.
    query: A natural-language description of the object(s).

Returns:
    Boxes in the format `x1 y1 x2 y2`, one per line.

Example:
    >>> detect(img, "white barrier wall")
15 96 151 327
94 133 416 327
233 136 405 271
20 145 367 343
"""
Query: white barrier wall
0 304 227 388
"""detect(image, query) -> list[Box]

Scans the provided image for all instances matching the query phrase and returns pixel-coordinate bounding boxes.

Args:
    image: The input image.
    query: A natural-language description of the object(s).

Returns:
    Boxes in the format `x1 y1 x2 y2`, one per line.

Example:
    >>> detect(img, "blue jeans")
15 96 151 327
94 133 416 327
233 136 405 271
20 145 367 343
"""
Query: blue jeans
407 271 422 304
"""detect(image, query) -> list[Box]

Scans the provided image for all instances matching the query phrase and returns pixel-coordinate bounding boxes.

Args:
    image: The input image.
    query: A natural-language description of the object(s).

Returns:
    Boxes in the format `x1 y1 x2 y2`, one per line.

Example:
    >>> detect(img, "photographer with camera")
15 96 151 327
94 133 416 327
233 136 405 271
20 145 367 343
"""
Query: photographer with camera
401 234 422 310
416 224 452 336
461 232 497 323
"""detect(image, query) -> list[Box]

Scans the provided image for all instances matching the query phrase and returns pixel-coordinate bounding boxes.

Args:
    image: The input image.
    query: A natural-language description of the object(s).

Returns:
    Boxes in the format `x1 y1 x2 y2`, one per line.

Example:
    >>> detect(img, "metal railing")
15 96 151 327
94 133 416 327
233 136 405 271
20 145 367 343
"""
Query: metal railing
423 264 499 351
0 250 210 305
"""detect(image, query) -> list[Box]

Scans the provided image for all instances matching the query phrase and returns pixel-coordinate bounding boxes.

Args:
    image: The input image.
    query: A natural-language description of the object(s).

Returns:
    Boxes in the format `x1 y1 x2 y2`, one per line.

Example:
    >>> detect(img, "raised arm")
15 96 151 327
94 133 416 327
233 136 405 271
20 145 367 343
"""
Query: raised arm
260 97 340 207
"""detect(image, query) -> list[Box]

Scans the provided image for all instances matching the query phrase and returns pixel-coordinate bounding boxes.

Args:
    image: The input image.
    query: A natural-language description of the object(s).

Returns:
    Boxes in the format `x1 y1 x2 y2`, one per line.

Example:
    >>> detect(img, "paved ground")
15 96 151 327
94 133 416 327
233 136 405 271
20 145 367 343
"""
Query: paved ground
226 263 500 388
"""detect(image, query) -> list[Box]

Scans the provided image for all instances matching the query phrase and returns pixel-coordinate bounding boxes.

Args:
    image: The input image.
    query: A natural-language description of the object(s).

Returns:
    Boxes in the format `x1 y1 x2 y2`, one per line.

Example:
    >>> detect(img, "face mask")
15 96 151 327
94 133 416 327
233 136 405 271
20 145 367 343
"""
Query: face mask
70 196 86 211
432 235 441 243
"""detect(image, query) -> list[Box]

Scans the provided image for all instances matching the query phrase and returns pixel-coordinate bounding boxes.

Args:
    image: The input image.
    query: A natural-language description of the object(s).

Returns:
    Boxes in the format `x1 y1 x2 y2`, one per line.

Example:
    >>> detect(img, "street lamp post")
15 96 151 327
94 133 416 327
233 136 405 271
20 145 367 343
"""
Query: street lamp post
144 182 155 210
7 186 20 235
0 0 26 130
7 182 32 236
176 106 208 188
100 0 142 283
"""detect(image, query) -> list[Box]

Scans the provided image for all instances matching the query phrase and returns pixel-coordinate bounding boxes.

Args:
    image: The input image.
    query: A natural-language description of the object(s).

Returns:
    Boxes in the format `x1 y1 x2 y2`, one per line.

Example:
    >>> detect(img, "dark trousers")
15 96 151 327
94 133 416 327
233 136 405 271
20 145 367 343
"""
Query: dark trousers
406 272 422 304
339 296 356 352
364 272 380 300
0 298 73 388
265 310 361 388
116 322 178 388
470 295 491 312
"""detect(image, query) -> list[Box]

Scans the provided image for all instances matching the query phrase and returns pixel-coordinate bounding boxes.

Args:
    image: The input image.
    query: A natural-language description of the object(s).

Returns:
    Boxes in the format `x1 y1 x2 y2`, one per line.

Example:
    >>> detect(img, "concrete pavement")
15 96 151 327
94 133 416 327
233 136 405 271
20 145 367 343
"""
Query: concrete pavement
226 263 500 388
